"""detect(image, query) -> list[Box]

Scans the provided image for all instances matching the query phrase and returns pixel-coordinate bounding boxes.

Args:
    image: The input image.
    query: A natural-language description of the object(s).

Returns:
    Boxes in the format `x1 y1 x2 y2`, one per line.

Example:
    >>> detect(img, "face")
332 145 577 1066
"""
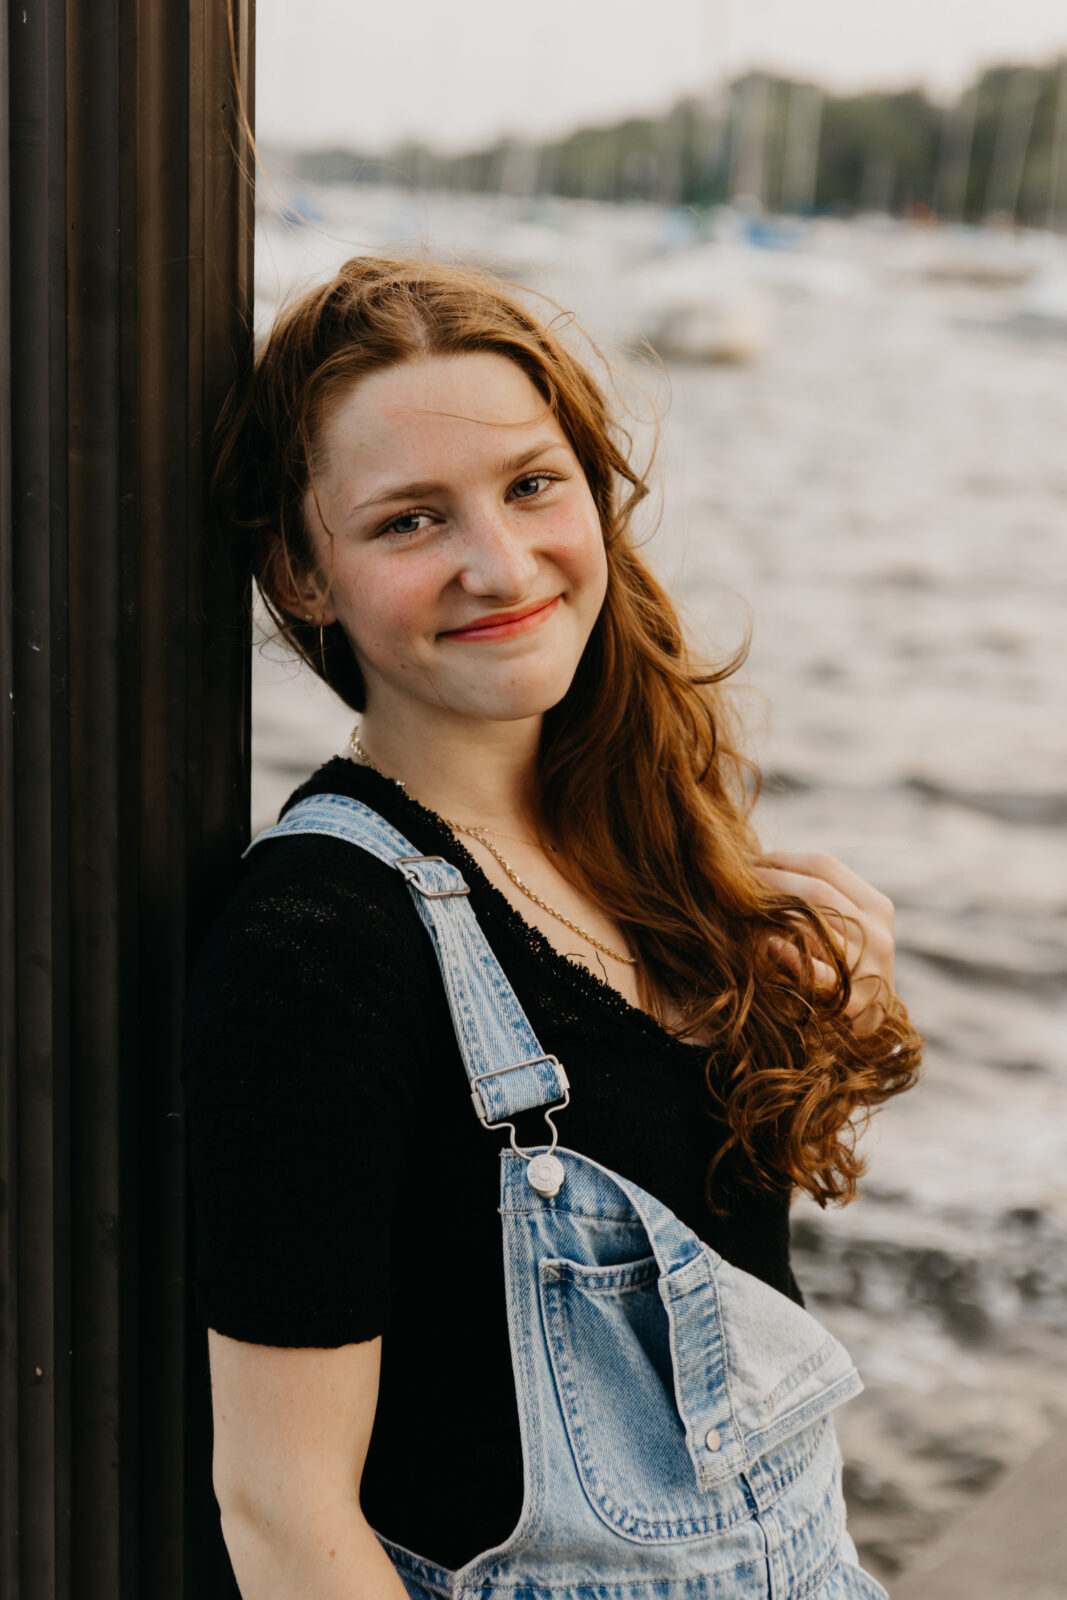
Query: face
296 352 608 732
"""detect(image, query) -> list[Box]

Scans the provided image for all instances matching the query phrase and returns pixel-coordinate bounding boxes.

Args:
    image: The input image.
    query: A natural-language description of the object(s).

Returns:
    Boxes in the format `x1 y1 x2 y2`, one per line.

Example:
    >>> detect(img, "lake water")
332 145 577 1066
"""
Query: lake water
251 185 1067 1583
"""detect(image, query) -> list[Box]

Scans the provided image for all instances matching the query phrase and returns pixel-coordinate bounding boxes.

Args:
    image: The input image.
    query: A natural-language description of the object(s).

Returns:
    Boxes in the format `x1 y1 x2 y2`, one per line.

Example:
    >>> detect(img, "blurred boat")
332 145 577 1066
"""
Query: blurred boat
628 245 776 363
626 219 863 364
922 225 1038 287
1008 269 1067 336
640 283 775 364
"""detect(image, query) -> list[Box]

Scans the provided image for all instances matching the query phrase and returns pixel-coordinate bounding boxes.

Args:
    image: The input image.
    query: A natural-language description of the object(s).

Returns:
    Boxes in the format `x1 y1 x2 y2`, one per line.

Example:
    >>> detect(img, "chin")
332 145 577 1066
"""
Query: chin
459 673 580 723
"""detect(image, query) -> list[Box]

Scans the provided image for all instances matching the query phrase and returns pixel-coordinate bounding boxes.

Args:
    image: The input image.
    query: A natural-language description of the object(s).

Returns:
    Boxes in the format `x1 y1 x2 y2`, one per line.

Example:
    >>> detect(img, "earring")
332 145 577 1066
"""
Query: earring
303 610 328 670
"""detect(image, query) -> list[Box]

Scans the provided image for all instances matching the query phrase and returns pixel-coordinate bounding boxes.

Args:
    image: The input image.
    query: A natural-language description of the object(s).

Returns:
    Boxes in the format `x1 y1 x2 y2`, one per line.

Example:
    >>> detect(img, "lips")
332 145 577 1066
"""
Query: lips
440 596 561 641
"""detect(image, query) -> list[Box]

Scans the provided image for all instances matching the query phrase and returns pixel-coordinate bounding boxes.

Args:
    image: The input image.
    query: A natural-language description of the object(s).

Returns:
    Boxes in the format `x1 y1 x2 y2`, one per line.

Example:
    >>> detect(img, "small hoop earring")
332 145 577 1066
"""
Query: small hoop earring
299 610 328 670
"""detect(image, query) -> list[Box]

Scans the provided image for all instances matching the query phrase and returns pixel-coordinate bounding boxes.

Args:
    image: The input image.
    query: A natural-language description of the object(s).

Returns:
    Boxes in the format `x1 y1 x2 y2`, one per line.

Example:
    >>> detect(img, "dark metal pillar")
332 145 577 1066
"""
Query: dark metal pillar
2 0 255 1594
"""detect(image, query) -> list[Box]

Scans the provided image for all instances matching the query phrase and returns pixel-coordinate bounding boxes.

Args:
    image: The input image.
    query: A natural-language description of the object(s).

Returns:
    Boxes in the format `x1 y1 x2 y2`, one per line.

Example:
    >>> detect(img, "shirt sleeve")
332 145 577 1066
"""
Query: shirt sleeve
181 835 429 1347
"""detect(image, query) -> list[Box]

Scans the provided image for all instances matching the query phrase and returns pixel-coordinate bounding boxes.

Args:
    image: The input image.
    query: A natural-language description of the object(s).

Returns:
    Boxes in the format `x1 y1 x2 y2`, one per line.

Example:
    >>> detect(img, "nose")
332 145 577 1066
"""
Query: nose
456 505 540 601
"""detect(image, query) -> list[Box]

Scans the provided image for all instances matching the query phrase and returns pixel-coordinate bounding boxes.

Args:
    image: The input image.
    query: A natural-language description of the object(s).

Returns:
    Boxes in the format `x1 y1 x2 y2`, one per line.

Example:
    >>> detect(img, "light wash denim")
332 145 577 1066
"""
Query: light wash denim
249 794 889 1600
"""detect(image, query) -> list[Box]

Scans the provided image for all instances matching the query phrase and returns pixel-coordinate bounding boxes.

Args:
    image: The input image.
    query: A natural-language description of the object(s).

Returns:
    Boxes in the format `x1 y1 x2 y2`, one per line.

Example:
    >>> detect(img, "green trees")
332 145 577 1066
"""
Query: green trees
282 57 1067 227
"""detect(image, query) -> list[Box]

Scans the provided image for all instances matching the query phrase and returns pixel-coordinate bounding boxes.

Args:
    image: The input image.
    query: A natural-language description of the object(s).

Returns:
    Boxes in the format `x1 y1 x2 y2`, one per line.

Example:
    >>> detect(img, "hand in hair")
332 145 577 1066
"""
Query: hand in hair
753 852 896 1038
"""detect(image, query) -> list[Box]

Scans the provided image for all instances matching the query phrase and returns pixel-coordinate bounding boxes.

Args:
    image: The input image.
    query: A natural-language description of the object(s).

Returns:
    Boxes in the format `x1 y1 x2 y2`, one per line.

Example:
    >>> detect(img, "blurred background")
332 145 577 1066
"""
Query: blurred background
250 1 1067 1584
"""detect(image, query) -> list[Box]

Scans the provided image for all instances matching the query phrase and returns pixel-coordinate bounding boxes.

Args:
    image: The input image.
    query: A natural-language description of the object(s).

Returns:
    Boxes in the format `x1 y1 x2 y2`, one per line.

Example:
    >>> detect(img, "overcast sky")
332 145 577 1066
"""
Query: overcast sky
257 0 1067 153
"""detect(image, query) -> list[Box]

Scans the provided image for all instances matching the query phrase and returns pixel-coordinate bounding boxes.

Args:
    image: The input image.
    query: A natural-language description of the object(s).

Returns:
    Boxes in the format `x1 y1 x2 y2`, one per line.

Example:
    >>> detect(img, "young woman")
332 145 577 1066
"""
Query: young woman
184 256 921 1599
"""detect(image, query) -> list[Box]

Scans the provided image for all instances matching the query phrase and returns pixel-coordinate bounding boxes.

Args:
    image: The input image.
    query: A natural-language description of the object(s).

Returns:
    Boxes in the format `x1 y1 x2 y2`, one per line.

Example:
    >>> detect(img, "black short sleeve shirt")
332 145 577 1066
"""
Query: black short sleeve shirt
181 756 801 1569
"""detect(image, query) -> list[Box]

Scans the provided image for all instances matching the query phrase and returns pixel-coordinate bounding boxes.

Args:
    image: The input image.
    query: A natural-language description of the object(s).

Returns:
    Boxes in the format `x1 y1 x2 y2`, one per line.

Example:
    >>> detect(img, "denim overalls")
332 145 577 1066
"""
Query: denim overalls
250 794 889 1600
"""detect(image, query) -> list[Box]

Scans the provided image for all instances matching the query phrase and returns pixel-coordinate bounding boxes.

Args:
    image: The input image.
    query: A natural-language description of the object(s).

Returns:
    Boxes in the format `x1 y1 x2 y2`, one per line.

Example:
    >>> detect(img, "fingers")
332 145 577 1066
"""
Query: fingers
753 863 859 925
757 850 897 1035
752 865 866 964
766 931 887 1034
766 933 837 990
755 850 894 920
754 852 895 969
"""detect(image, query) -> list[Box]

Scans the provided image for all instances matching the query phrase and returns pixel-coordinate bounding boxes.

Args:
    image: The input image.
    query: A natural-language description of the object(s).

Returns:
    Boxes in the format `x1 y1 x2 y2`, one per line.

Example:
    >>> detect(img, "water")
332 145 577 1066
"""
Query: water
251 187 1067 1582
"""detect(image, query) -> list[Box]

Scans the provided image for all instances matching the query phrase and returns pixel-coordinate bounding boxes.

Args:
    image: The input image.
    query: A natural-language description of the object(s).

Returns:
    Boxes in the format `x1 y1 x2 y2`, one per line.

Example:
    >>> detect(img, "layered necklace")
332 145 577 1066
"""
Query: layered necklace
348 728 637 968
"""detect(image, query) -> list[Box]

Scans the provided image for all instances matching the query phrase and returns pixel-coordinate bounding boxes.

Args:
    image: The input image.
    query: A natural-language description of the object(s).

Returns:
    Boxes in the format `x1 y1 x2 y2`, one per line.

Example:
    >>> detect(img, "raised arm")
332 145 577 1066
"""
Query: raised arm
209 1330 409 1600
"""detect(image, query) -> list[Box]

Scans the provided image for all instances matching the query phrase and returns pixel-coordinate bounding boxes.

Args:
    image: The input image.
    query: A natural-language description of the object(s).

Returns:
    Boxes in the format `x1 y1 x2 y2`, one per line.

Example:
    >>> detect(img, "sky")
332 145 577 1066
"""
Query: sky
256 0 1067 153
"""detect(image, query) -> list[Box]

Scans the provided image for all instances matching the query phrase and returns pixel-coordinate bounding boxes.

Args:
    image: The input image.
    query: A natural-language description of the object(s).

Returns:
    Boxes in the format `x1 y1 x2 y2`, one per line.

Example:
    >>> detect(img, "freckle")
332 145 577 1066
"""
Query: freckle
328 1549 336 1558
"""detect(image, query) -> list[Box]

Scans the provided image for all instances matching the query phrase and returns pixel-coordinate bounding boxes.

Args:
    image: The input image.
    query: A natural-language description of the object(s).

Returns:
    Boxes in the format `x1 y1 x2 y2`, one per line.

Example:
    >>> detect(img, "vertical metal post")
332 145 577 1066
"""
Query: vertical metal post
4 6 73 1597
0 3 11 1573
2 0 254 1594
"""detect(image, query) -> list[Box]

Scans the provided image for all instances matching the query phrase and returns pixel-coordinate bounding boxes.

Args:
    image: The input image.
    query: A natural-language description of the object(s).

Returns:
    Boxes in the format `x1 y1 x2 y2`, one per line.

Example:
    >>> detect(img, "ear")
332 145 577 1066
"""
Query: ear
268 560 338 628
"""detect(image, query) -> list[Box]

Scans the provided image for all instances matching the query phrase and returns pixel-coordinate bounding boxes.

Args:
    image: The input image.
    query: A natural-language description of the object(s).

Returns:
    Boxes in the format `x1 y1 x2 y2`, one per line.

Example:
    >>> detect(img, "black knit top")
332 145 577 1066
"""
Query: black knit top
181 755 802 1570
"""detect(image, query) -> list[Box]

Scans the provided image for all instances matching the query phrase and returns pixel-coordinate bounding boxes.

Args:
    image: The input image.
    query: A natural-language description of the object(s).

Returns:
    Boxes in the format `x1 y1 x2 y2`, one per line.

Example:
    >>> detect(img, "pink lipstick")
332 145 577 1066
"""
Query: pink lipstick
440 596 560 642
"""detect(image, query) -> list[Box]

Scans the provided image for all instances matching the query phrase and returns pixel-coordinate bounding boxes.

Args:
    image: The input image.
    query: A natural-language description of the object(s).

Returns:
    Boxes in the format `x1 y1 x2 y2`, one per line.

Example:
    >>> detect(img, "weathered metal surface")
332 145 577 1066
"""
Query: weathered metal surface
2 0 254 1593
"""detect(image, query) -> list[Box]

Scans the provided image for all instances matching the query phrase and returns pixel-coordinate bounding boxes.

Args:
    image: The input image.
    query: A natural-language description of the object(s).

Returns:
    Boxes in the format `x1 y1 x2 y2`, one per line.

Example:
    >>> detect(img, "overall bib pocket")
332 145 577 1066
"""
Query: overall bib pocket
539 1251 740 1542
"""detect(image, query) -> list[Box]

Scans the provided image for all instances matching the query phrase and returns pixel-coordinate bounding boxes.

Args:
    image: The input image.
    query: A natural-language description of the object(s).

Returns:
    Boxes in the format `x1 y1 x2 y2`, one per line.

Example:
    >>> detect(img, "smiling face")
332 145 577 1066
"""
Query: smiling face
295 352 609 736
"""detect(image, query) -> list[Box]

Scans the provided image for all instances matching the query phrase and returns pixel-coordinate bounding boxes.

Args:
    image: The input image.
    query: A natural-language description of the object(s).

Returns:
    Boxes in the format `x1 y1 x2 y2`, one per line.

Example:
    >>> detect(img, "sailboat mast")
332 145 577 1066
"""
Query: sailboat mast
935 83 978 223
1046 60 1067 232
984 67 1041 222
782 82 823 214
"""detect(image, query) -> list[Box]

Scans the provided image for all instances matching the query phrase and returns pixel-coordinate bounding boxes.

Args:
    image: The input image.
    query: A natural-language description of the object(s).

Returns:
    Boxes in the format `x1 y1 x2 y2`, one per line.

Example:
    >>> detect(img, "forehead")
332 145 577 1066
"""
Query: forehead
313 352 565 483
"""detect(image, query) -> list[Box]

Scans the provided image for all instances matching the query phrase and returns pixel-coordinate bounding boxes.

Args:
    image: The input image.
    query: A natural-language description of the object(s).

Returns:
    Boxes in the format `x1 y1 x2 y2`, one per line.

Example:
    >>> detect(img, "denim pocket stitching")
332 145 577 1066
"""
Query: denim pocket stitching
745 1369 864 1470
539 1257 748 1543
544 1255 661 1293
762 1335 838 1416
699 1253 748 1485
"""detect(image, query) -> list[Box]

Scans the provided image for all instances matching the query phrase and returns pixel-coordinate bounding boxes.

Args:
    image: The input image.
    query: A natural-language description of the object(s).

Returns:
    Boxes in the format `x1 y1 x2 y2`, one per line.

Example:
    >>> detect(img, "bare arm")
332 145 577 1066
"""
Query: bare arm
208 1329 409 1600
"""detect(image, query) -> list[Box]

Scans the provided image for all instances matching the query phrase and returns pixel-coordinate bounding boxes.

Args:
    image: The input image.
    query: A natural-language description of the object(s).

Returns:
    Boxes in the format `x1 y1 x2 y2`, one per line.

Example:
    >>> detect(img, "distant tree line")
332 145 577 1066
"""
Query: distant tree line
278 58 1067 227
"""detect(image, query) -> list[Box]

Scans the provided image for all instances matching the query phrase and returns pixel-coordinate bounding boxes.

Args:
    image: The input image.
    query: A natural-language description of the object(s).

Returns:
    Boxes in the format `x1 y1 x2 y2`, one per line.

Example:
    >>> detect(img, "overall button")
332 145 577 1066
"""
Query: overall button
527 1153 565 1198
704 1428 722 1452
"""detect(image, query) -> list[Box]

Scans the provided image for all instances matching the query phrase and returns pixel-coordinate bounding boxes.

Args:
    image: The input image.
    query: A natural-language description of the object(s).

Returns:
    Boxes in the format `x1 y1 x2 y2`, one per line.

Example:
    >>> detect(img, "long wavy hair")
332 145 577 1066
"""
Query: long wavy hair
212 254 921 1209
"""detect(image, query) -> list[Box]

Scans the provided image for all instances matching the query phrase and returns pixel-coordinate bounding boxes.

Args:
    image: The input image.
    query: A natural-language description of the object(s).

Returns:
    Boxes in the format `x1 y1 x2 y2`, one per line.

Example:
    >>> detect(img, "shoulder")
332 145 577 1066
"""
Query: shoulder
191 822 415 1003
182 758 444 1085
201 756 423 971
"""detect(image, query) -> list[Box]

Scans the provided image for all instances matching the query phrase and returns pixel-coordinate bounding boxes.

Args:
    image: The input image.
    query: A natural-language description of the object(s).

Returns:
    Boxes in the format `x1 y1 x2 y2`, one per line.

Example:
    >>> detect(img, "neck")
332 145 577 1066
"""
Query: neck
355 709 543 832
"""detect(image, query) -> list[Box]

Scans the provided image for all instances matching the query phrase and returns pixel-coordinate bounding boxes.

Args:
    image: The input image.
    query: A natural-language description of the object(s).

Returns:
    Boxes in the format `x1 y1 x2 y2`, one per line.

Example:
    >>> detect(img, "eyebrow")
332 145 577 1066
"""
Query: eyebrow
347 439 569 516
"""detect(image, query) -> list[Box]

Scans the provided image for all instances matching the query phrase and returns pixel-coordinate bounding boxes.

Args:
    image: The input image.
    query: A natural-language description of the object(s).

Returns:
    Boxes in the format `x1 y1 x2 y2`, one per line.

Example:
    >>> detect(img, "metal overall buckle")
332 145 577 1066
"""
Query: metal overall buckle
470 1055 570 1198
394 854 472 898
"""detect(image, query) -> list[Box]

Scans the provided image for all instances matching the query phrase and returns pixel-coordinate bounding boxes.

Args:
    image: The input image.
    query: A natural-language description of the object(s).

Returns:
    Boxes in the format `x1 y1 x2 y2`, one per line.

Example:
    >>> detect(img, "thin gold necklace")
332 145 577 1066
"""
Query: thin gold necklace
468 823 558 853
348 729 637 967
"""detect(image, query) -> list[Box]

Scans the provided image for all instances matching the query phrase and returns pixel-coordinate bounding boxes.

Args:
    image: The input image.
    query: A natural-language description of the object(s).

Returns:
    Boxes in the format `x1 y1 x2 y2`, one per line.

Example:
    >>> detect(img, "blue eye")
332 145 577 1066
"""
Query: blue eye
510 472 557 500
376 473 559 538
381 510 432 538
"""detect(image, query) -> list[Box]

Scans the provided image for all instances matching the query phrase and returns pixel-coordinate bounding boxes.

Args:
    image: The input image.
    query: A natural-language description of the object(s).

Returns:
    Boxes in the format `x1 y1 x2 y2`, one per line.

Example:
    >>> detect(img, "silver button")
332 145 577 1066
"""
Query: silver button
526 1153 566 1198
704 1427 722 1452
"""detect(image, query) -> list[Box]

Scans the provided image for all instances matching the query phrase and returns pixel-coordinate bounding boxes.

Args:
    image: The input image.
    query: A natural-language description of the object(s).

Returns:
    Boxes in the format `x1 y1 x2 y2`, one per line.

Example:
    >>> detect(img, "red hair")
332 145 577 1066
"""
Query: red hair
211 255 921 1208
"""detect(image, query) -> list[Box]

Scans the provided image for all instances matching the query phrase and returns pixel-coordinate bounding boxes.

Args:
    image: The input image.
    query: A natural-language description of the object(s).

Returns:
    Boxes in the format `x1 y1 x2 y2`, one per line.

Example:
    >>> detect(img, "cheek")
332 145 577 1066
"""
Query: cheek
342 557 444 663
554 506 607 597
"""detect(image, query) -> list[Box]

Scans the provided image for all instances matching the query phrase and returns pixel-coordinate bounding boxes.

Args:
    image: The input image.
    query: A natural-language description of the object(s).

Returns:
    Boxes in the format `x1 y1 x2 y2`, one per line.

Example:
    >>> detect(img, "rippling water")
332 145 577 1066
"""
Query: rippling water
251 188 1067 1581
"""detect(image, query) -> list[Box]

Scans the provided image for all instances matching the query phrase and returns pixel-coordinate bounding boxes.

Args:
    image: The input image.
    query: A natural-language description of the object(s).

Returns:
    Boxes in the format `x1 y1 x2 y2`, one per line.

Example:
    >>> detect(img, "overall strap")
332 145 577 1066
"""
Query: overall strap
245 793 569 1129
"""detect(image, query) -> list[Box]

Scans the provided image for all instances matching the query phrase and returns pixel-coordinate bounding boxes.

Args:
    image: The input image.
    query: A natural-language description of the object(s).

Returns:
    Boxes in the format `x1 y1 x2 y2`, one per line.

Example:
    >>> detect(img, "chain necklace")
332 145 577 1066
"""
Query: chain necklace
469 823 557 852
348 728 637 967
